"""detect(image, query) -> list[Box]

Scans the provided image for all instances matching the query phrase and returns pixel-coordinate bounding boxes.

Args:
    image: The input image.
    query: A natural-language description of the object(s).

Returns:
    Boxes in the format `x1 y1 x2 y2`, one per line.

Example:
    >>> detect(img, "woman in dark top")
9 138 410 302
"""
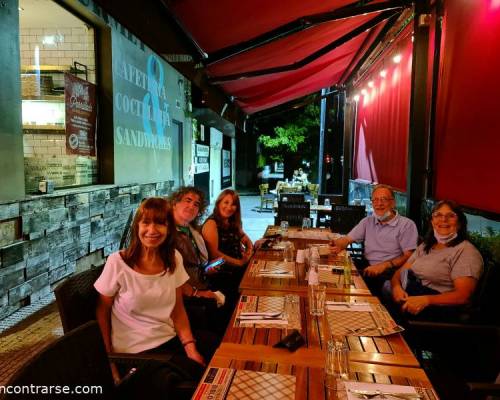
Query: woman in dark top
202 189 253 267
202 190 253 304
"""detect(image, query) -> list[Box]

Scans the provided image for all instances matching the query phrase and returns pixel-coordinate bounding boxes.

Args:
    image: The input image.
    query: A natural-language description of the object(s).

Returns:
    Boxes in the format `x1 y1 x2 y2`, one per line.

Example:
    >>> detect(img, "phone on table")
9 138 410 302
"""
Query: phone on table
203 258 225 274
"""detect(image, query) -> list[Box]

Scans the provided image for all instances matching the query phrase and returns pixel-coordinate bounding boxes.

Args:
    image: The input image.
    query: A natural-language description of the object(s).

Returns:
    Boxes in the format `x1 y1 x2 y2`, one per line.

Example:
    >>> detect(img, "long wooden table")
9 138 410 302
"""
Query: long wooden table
198 346 433 400
223 289 418 367
192 225 439 399
240 249 371 295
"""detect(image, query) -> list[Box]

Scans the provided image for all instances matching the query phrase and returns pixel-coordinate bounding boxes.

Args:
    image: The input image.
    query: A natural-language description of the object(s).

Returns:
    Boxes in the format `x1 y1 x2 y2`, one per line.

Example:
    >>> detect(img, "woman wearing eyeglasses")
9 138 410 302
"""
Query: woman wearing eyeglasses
390 200 483 321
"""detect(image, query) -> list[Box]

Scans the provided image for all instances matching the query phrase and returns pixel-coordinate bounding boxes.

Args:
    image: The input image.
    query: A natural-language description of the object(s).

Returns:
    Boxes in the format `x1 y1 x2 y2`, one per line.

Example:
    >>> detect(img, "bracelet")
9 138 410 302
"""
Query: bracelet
192 286 198 297
182 339 196 347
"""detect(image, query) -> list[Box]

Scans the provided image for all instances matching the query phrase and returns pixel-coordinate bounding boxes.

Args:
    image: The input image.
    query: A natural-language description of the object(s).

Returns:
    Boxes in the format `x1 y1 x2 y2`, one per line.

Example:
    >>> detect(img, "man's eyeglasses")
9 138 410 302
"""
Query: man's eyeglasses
432 211 457 220
371 197 394 203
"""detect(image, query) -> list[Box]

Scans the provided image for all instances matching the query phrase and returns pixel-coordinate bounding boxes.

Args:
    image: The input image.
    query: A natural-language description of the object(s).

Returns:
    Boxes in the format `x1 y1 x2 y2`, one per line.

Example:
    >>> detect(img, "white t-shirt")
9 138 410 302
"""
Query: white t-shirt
94 250 189 353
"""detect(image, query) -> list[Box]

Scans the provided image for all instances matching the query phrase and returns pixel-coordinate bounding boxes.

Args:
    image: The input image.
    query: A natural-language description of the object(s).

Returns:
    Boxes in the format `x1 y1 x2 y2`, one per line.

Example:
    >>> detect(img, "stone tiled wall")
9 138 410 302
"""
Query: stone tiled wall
0 181 174 320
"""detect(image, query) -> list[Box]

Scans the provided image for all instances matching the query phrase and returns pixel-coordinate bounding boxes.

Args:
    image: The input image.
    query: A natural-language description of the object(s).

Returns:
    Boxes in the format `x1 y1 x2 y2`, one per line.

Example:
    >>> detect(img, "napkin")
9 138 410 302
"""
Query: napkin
325 301 372 312
296 249 305 263
344 381 418 400
213 291 225 307
238 318 289 325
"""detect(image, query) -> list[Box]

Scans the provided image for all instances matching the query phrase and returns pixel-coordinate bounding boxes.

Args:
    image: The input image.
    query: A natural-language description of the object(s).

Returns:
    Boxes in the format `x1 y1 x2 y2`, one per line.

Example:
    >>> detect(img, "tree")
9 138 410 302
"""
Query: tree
255 103 320 181
257 103 320 162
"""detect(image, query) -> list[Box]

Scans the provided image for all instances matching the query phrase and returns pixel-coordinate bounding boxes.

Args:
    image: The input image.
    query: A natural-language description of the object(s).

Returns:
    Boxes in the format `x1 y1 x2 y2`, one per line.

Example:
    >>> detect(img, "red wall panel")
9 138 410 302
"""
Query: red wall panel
434 0 500 213
353 31 413 191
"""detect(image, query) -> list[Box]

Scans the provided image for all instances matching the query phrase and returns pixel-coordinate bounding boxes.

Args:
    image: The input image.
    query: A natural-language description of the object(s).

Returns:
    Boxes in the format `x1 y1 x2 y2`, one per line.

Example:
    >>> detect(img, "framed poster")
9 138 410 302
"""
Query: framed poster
64 73 97 156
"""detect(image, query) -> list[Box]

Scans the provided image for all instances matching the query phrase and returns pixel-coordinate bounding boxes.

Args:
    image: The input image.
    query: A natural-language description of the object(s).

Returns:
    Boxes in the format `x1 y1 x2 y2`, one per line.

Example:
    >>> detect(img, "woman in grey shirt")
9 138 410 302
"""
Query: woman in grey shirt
391 200 483 320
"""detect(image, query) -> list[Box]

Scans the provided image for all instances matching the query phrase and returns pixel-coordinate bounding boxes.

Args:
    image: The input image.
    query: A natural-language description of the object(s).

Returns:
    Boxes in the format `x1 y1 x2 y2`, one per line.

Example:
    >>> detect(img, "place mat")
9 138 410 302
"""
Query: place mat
234 295 301 330
342 381 439 400
193 367 295 400
250 260 296 278
325 303 403 336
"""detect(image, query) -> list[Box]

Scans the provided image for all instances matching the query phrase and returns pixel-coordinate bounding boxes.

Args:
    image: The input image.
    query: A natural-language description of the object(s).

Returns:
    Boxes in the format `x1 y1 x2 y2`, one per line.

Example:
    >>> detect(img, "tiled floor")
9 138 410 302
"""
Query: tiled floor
0 303 63 385
0 195 273 386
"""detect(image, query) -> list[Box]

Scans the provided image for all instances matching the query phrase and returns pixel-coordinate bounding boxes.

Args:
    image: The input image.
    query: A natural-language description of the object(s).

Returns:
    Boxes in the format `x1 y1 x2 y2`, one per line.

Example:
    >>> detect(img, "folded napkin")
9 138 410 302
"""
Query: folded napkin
344 381 419 400
213 291 225 307
257 271 294 277
325 301 372 312
238 318 288 325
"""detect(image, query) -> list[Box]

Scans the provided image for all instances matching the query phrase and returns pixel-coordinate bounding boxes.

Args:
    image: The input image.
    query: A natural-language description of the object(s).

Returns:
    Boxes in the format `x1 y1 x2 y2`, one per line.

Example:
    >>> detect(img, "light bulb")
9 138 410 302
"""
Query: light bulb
393 54 402 63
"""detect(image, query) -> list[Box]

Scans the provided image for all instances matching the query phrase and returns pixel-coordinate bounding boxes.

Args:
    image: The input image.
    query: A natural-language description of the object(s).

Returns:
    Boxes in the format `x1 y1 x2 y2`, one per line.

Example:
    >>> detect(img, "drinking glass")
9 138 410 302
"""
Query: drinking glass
324 339 350 389
324 198 331 207
283 241 294 262
308 284 326 316
280 220 289 237
302 217 311 230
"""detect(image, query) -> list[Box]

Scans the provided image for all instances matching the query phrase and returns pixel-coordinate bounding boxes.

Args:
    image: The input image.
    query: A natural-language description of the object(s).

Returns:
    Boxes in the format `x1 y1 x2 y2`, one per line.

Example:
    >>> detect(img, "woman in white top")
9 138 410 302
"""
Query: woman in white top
95 197 208 384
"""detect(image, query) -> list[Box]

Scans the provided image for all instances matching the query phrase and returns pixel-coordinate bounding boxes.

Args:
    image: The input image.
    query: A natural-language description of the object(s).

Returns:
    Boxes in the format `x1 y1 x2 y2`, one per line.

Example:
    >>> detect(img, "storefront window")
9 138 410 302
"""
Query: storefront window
19 0 98 192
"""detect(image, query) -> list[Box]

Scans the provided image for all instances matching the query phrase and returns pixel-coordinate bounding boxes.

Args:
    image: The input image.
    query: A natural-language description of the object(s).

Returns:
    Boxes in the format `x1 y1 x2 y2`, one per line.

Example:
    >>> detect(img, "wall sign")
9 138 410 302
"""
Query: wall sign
222 149 231 187
195 144 209 174
64 73 97 156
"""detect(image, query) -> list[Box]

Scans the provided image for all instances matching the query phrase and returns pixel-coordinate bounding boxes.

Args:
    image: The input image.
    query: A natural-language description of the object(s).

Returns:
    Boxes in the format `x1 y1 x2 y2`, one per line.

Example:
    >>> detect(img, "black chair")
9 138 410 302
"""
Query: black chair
407 322 500 400
329 204 366 234
275 201 310 227
316 194 345 228
1 321 124 400
1 321 196 400
280 193 305 203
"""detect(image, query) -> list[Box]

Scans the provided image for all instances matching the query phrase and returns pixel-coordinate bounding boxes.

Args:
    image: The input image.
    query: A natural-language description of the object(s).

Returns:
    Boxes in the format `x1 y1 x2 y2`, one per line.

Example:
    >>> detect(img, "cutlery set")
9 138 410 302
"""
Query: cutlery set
349 389 422 399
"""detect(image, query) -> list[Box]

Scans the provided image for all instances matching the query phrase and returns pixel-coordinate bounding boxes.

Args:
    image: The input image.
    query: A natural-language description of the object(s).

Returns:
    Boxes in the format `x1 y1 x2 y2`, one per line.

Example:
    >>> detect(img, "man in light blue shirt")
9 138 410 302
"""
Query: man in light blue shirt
332 184 418 294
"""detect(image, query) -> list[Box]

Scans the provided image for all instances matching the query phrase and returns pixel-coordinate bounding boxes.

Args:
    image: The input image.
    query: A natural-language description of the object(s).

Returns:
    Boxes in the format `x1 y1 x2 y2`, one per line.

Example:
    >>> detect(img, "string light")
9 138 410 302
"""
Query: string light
379 69 387 78
393 54 402 63
368 81 374 88
353 94 360 102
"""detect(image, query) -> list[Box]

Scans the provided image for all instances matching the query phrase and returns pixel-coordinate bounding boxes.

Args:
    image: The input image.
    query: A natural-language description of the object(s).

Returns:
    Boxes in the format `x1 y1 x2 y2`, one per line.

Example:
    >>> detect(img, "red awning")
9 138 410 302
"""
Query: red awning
168 0 403 114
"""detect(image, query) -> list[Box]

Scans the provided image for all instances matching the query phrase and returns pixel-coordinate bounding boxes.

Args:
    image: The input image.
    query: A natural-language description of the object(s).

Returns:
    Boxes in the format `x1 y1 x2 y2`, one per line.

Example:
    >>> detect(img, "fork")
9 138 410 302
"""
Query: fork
350 389 422 399
347 326 385 334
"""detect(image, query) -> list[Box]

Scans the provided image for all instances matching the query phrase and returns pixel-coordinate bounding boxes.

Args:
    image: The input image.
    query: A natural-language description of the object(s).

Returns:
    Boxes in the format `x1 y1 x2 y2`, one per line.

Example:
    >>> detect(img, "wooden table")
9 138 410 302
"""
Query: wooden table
199 346 433 400
240 251 371 296
223 289 418 367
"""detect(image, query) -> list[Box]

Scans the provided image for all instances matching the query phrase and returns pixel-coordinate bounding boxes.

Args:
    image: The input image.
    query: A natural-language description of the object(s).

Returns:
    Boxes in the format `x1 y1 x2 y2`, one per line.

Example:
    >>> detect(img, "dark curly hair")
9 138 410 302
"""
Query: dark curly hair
168 186 207 228
423 200 468 253
121 197 177 273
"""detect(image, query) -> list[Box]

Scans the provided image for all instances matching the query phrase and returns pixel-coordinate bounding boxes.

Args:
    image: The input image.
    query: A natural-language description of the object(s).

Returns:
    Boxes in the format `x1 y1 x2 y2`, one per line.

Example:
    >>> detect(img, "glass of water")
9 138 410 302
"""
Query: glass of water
302 217 311 230
280 220 289 237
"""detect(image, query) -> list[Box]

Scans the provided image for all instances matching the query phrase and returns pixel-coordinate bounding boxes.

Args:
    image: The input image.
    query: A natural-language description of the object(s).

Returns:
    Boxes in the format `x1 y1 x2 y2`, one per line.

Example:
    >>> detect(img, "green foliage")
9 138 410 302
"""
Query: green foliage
257 104 320 162
469 228 500 264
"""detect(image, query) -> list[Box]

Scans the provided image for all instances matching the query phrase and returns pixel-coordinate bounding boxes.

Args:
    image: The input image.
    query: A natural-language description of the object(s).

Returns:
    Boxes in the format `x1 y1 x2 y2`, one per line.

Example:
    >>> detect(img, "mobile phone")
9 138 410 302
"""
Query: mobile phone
204 258 225 273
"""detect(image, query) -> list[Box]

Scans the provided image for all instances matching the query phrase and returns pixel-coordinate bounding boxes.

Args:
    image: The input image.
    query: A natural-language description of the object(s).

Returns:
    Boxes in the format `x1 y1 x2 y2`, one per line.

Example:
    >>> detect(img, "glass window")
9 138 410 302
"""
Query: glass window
19 0 98 192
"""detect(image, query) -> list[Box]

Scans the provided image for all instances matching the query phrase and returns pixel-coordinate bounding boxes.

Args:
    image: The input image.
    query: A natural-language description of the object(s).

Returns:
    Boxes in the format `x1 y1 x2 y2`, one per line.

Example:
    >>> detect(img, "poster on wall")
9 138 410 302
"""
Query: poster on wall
64 73 97 156
195 143 209 174
222 149 231 187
